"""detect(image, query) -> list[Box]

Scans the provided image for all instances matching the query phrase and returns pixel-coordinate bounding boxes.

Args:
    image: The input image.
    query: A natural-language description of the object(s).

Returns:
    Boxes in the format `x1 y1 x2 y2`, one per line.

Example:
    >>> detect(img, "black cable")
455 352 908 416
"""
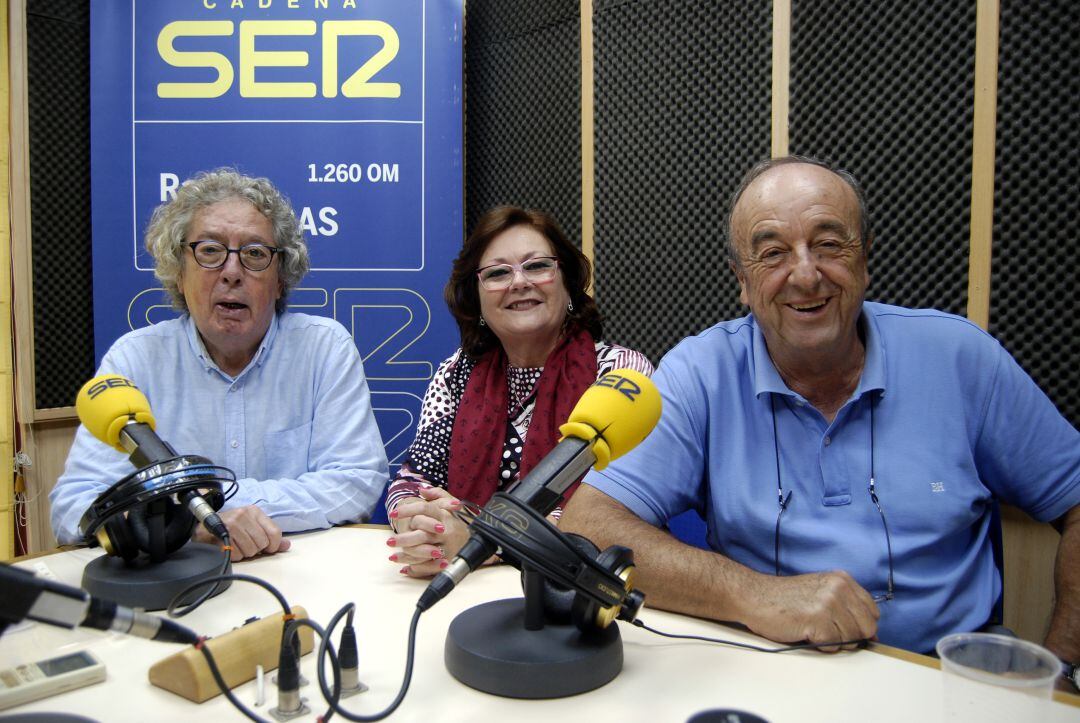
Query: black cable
314 606 423 722
167 572 292 619
170 572 302 721
317 602 356 721
338 626 359 677
221 480 239 504
170 573 421 722
275 620 305 714
165 536 232 617
172 574 296 723
198 643 270 723
632 618 868 652
285 618 338 723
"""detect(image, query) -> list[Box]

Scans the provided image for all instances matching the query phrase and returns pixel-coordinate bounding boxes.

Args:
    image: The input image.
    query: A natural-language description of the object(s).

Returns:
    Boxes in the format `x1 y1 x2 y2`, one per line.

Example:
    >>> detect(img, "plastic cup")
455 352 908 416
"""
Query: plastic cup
936 633 1059 721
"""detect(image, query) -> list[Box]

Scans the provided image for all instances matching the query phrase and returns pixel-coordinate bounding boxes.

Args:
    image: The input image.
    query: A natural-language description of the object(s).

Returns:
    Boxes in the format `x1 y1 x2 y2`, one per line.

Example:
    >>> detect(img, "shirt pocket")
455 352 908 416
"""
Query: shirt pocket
264 422 313 480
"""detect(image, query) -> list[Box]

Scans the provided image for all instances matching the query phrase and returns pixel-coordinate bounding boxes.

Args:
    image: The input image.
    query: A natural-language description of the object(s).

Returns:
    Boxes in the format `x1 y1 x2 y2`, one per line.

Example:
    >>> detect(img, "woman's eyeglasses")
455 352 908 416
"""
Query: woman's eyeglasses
476 257 558 290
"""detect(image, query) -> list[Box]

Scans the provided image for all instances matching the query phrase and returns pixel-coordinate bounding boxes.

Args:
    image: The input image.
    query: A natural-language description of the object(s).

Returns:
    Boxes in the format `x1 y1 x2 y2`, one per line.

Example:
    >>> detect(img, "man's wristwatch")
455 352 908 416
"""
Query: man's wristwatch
1063 661 1080 692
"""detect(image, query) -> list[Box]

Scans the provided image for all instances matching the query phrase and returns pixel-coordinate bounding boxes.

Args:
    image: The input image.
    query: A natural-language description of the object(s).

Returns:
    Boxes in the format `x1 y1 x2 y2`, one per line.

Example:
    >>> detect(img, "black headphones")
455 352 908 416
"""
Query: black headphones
79 455 231 564
526 533 639 631
464 492 645 631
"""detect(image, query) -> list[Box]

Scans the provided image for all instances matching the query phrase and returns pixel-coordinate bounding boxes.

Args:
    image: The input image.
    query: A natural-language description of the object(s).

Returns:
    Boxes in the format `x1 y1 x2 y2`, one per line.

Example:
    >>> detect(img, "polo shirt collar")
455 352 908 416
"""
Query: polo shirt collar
855 306 887 397
750 302 887 400
184 312 281 378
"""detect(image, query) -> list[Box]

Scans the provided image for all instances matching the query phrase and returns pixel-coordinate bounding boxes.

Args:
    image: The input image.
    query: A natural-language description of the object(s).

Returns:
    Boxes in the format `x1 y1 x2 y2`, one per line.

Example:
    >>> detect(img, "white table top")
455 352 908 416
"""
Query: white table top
2 526 1077 722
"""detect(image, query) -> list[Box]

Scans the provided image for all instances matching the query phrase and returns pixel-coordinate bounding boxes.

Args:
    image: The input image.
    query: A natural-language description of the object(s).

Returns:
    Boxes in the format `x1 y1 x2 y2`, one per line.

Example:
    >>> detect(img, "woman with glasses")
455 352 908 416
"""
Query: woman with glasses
385 206 653 577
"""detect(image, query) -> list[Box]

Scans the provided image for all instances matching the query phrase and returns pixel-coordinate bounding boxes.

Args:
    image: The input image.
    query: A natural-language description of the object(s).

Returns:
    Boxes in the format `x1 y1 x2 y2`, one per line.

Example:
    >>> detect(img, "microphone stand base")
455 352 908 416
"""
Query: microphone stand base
81 542 231 611
445 598 622 699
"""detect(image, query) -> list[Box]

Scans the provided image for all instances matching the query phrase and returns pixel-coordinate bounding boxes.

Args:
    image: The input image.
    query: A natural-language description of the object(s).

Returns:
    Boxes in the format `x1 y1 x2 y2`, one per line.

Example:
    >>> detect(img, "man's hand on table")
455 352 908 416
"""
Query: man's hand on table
743 570 880 652
192 505 291 561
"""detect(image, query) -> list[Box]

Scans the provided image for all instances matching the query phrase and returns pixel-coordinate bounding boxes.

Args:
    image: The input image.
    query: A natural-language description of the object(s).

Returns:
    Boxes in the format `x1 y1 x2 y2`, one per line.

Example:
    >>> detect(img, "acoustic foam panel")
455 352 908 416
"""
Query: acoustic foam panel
593 0 772 364
27 0 96 409
464 0 582 245
990 0 1078 425
790 0 977 319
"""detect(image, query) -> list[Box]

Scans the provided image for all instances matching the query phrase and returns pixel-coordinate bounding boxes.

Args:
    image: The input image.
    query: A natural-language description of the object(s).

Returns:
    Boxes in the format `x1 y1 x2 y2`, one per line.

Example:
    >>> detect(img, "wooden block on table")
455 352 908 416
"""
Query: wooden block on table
148 605 314 703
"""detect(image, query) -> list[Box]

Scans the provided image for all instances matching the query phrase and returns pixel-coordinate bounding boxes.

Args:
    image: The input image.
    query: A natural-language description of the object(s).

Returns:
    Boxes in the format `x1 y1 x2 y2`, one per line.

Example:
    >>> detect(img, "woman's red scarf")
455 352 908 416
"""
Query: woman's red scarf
447 327 598 506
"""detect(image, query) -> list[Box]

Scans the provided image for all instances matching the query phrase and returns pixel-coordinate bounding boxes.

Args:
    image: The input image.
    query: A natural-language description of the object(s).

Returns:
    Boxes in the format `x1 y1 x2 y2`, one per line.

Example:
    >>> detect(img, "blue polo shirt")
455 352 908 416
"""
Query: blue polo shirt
584 302 1079 653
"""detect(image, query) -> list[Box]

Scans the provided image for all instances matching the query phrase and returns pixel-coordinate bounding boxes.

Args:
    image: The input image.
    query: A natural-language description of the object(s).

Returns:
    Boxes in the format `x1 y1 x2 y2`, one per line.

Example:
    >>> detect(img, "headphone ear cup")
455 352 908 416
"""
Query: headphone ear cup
537 579 576 625
99 515 140 562
521 533 600 625
129 500 195 562
571 544 635 632
163 502 196 554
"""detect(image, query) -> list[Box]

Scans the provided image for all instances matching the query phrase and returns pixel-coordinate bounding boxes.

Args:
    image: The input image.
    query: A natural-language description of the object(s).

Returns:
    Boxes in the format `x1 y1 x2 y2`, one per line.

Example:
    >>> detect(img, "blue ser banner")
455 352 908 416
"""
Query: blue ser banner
90 0 463 521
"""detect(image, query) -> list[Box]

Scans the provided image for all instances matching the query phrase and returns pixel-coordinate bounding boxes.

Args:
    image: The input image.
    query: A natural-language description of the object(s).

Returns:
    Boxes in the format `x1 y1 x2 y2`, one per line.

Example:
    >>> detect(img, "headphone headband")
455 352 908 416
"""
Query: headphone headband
79 454 235 541
468 492 630 610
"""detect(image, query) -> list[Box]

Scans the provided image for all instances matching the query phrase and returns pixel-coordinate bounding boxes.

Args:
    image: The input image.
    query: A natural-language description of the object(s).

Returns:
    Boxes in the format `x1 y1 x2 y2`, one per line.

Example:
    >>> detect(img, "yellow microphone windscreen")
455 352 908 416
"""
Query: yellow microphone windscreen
75 375 156 452
559 368 661 469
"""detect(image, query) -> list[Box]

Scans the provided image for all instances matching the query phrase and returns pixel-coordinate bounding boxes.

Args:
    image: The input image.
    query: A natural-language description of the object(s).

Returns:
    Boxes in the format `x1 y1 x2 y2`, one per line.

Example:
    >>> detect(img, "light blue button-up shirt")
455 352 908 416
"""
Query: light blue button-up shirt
585 302 1080 653
50 312 389 543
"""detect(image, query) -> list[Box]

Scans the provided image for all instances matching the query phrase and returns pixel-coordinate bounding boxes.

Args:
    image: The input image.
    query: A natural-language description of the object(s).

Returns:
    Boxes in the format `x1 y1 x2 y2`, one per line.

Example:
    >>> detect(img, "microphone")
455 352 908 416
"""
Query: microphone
418 368 661 612
0 563 198 644
76 375 230 542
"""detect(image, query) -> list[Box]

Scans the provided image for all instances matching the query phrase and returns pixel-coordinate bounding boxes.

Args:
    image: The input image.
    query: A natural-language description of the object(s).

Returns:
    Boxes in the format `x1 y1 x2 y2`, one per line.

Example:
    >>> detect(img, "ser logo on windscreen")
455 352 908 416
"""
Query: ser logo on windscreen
594 373 641 402
86 377 140 400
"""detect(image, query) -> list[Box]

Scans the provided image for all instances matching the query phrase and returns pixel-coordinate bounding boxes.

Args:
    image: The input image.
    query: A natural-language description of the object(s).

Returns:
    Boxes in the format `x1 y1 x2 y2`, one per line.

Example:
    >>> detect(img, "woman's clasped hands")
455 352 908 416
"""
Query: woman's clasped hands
388 485 472 577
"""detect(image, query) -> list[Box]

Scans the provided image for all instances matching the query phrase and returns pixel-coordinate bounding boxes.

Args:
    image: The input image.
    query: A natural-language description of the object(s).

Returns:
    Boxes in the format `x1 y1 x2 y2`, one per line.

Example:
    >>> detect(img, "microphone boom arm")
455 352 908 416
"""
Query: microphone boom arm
503 437 594 517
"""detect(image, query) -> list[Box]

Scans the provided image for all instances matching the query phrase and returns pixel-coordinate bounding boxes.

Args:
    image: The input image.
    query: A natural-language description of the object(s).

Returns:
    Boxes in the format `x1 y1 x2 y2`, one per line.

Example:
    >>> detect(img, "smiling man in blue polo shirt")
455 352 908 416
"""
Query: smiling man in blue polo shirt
561 157 1080 668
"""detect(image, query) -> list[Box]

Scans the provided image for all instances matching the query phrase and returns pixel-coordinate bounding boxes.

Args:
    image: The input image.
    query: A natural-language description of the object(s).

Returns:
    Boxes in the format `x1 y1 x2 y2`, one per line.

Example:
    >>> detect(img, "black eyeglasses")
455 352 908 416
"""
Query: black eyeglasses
770 394 895 603
187 240 281 272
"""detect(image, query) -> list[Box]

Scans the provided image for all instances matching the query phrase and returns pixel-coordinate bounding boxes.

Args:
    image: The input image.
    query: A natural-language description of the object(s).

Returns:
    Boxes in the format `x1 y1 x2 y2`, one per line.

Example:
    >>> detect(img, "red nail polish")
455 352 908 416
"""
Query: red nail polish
399 566 410 575
439 560 449 569
386 537 396 547
434 523 446 534
389 554 398 562
431 549 443 559
389 509 399 519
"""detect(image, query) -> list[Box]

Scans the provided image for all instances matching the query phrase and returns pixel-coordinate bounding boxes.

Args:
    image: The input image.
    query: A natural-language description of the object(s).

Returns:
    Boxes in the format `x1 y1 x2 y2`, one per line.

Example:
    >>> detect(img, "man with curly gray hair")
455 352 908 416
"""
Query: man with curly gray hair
51 169 389 560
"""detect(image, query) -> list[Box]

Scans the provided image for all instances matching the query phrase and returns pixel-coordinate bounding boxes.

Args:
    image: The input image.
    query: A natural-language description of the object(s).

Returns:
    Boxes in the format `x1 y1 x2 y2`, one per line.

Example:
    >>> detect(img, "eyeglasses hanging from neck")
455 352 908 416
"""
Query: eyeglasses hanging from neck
769 393 895 603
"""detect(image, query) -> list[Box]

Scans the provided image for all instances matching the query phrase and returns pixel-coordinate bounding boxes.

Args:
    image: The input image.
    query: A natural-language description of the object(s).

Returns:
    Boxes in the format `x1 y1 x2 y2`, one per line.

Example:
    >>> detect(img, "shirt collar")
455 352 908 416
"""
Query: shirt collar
184 312 281 379
854 306 887 397
751 302 887 400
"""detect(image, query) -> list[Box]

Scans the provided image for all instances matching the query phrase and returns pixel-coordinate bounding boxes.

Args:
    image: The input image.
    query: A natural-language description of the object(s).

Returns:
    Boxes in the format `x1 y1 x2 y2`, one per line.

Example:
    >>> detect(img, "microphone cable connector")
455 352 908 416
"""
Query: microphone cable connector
179 490 230 541
269 627 309 722
337 620 369 697
84 596 200 645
